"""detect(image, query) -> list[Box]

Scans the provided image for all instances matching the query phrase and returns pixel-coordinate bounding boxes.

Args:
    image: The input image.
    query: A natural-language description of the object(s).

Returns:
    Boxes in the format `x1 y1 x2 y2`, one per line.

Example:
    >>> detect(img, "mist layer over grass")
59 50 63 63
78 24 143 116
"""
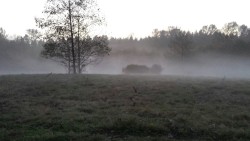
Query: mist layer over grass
1 74 250 140
88 52 250 78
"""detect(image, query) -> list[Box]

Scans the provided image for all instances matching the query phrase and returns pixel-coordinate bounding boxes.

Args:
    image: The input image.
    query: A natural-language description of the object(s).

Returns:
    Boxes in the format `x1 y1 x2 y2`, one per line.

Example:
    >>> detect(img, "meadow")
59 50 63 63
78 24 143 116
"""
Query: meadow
0 74 250 141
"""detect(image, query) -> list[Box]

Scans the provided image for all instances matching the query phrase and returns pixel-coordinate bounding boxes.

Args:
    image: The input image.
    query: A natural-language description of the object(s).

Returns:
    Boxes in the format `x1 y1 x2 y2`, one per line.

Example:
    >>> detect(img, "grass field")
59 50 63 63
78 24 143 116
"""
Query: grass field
0 74 250 141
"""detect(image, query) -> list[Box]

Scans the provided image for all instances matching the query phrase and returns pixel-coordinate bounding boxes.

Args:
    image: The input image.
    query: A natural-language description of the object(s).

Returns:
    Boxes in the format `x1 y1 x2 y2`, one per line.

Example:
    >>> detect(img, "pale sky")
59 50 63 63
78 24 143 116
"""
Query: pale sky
0 0 250 38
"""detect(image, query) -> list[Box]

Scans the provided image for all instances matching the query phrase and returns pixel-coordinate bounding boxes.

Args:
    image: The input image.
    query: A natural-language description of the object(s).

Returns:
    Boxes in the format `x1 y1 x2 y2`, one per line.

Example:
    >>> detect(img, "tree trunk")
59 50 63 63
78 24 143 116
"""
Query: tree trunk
77 19 81 74
67 44 71 74
68 0 76 74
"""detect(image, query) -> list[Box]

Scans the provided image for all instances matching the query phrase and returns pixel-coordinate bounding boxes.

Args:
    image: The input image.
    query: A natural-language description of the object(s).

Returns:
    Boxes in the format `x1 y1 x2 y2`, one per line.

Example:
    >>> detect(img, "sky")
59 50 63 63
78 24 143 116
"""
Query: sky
0 0 250 38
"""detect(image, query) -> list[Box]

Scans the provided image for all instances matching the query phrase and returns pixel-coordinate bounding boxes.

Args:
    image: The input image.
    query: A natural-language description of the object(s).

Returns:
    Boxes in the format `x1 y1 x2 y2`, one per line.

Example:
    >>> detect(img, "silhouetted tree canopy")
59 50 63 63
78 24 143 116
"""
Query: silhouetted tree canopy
36 0 109 74
1 21 250 73
41 35 110 73
110 21 250 61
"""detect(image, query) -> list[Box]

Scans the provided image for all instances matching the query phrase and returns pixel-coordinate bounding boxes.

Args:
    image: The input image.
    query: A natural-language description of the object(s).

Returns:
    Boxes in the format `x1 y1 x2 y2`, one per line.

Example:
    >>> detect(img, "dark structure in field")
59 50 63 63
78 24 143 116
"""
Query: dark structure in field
122 64 162 74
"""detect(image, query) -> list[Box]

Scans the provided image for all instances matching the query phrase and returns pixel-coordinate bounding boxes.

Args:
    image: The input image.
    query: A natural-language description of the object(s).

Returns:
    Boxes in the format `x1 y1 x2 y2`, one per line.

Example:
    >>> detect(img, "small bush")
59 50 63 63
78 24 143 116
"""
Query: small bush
122 64 150 74
122 64 163 74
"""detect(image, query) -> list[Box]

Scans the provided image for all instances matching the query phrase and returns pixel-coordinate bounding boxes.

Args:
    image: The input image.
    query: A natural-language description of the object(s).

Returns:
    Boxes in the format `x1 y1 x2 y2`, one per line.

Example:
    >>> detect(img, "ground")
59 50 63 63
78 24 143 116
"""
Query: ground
0 74 250 141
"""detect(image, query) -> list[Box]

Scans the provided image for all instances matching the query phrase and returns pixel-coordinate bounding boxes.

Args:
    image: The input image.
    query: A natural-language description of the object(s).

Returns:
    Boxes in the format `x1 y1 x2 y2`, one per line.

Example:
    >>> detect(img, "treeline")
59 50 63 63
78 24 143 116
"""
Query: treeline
0 28 43 61
0 28 43 48
109 22 250 60
0 27 111 74
0 28 59 74
1 21 250 73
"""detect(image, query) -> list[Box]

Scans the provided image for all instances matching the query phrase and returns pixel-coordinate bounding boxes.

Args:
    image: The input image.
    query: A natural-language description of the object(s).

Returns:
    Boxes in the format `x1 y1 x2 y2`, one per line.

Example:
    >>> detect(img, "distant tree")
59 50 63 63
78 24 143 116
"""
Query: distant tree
238 25 250 43
26 29 41 41
167 27 193 60
0 28 8 50
152 29 160 37
222 22 239 36
238 25 248 37
200 24 218 35
0 27 7 41
22 29 44 48
36 0 107 74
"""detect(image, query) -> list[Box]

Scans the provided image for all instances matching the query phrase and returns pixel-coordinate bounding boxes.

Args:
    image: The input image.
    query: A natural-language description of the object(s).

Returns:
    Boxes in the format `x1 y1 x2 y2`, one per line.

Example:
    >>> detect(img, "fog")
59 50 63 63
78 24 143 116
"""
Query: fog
86 25 250 79
87 51 250 79
0 44 64 75
1 22 250 78
0 57 64 75
1 46 250 79
1 42 250 79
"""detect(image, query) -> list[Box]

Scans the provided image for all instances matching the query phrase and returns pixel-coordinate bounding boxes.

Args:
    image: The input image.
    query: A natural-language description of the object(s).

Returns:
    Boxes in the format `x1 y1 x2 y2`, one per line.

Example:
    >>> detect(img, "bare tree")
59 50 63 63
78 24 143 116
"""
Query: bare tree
36 0 105 74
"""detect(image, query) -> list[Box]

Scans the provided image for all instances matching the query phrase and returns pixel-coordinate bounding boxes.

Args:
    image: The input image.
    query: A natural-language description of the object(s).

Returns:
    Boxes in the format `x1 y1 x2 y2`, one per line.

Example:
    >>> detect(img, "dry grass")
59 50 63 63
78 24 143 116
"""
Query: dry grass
0 74 250 141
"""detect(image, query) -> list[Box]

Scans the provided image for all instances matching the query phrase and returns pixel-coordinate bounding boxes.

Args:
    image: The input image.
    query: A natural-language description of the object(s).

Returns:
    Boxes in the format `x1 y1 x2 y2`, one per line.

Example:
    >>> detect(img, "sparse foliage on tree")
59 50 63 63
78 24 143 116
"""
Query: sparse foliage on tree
41 35 110 73
36 0 110 74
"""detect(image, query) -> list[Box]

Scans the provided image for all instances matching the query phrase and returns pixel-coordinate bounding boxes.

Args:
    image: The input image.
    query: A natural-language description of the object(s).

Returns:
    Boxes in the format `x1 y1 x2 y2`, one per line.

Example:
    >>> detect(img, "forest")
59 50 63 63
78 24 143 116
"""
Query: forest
0 21 250 76
110 22 250 58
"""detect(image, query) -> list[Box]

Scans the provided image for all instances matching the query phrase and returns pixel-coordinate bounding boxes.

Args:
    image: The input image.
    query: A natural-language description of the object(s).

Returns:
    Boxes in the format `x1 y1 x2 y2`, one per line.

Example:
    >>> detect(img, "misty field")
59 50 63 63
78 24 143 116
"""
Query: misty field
0 74 250 141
